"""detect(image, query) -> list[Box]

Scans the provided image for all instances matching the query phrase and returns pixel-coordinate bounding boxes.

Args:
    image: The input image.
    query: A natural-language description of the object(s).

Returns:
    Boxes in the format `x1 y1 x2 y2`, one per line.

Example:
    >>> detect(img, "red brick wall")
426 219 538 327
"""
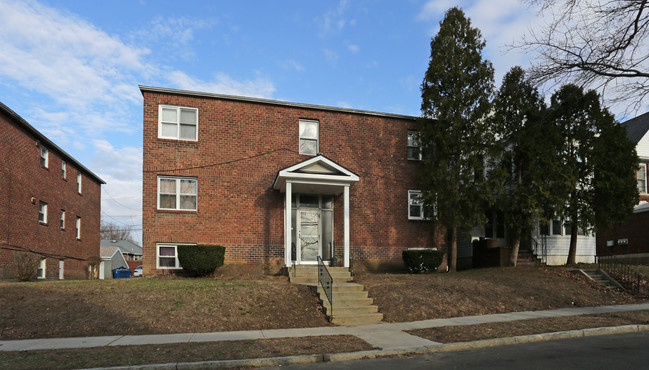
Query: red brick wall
596 210 649 256
0 109 102 279
142 90 442 275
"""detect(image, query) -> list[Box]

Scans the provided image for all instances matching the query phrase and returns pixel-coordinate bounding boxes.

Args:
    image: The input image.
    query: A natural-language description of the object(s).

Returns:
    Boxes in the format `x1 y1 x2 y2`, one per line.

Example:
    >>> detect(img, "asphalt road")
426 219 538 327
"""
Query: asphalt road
268 332 649 370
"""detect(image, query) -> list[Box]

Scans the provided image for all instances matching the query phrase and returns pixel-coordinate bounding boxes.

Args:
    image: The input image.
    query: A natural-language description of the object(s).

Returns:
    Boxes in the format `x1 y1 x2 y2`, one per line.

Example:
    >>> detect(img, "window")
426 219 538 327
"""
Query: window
408 190 424 220
299 119 319 155
62 160 66 179
638 163 647 194
37 258 46 279
552 219 562 235
60 210 65 229
485 210 505 239
159 105 198 141
76 217 81 239
407 130 422 160
40 146 48 167
157 244 186 269
38 201 47 223
540 219 565 236
158 177 198 211
77 172 82 193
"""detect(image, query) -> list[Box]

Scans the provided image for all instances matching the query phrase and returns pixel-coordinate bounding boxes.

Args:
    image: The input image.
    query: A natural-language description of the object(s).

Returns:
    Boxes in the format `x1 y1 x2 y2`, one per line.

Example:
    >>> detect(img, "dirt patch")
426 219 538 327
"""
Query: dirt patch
408 310 649 343
355 266 644 323
0 335 374 370
0 276 330 340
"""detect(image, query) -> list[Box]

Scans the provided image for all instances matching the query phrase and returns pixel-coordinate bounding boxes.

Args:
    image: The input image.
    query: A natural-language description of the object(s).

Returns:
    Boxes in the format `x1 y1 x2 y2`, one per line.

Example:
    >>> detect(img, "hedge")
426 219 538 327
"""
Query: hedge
177 245 225 277
402 249 444 273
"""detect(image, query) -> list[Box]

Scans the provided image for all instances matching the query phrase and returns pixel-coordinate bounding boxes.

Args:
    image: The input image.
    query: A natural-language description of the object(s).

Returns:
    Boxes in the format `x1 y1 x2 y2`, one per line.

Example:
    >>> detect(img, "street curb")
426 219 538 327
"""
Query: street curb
89 324 649 369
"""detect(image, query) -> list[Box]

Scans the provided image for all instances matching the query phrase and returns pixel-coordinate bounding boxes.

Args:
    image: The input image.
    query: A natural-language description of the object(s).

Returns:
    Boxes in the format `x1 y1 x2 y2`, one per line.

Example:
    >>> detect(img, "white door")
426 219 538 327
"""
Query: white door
58 260 64 279
298 209 320 264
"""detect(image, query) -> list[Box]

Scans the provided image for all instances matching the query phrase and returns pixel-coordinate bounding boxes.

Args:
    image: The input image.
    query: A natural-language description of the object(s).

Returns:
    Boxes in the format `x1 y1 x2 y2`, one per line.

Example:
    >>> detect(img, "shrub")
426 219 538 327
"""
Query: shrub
177 245 225 277
402 249 444 274
12 251 41 281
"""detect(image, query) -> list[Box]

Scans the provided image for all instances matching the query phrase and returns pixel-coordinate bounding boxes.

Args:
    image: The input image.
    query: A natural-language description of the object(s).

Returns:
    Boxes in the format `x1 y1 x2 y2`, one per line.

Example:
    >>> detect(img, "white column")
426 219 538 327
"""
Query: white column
285 182 292 267
344 185 350 268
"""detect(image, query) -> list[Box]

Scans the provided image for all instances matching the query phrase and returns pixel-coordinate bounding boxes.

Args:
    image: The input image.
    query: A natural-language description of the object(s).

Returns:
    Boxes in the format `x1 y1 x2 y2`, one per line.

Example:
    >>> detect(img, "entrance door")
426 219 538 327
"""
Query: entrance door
58 260 64 279
298 208 320 264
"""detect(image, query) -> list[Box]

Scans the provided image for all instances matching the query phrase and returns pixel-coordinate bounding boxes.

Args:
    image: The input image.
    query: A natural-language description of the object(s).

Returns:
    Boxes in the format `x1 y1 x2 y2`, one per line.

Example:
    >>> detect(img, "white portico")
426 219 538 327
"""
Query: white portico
272 155 359 267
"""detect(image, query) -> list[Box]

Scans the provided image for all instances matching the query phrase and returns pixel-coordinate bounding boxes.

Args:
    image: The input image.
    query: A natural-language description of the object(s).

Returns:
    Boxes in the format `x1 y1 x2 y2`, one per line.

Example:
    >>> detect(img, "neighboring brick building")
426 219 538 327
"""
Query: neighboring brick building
141 86 440 275
0 102 104 279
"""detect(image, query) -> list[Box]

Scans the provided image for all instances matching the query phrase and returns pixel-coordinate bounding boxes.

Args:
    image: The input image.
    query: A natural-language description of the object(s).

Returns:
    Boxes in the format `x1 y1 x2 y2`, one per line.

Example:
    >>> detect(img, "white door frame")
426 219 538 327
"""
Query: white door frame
297 207 321 265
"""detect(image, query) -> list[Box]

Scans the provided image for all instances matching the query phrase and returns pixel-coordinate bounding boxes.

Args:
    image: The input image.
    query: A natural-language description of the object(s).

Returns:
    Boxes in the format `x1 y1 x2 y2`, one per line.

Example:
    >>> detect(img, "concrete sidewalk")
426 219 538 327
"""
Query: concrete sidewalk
2 302 649 353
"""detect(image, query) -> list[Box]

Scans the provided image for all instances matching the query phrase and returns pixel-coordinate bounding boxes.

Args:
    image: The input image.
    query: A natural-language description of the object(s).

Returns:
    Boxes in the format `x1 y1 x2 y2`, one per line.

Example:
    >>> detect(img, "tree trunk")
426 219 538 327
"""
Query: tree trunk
449 227 457 272
509 233 521 267
567 222 578 265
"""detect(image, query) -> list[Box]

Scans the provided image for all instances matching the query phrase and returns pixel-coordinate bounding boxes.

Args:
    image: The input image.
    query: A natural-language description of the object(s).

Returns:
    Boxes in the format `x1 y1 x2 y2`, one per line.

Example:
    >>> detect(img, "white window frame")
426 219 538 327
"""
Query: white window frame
408 190 424 220
299 119 319 155
37 258 46 279
77 172 82 194
60 210 65 229
62 160 66 179
40 146 48 167
158 105 199 141
407 130 423 160
156 243 192 270
76 216 81 239
638 163 647 194
157 176 198 211
38 201 47 223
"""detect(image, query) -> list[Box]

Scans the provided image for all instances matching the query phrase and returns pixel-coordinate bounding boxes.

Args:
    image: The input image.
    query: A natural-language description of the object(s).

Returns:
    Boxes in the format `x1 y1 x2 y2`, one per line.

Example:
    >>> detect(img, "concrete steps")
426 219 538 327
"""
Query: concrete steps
580 269 624 290
517 250 543 266
289 266 383 325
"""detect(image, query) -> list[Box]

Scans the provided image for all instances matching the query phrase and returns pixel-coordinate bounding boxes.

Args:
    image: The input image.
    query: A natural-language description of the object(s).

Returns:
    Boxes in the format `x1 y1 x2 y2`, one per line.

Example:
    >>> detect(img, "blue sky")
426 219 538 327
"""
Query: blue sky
0 0 561 244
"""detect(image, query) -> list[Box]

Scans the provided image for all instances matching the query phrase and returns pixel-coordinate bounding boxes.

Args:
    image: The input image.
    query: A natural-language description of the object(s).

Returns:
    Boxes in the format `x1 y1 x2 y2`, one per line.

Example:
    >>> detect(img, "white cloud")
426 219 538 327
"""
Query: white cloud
316 0 353 37
166 70 276 98
323 49 338 66
417 0 462 21
348 44 360 54
280 59 306 72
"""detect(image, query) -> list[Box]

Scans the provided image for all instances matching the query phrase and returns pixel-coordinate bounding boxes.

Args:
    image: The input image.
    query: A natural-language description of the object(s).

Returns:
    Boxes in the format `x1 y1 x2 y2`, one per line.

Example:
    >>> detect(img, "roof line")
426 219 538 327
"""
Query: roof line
0 101 105 184
139 85 419 121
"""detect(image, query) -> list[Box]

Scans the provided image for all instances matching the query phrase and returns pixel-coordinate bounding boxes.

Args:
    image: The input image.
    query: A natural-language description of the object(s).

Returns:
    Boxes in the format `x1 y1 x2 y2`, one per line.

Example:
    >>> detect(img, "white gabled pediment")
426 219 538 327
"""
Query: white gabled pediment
272 155 359 194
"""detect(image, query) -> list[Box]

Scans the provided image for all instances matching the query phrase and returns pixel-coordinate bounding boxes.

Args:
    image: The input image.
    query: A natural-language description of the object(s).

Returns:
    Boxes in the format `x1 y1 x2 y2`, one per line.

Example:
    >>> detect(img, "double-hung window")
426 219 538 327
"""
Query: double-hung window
76 217 81 239
299 119 319 155
159 105 198 141
407 130 422 160
37 258 46 279
60 210 65 229
62 160 67 179
408 190 424 220
38 201 47 223
157 243 188 269
638 163 647 194
158 177 198 211
40 146 48 167
77 172 82 194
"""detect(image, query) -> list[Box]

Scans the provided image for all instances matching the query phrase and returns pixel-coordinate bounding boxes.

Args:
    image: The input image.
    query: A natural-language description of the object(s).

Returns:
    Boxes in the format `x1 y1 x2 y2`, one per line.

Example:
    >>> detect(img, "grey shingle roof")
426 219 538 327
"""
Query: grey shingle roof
100 240 142 255
622 111 649 144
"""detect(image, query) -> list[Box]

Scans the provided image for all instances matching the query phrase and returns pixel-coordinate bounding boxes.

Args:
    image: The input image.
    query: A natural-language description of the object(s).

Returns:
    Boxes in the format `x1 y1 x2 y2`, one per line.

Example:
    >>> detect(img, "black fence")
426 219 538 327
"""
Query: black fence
598 255 647 295
318 256 333 318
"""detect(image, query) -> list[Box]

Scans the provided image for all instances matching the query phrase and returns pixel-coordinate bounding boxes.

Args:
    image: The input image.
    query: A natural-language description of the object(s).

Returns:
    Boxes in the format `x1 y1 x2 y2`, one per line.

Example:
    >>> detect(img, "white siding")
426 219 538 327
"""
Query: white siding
636 132 649 159
531 223 596 265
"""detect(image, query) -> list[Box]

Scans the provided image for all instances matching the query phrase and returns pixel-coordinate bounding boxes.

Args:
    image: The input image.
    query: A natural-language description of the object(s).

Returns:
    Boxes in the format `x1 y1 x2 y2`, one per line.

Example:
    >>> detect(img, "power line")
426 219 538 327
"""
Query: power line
102 187 141 211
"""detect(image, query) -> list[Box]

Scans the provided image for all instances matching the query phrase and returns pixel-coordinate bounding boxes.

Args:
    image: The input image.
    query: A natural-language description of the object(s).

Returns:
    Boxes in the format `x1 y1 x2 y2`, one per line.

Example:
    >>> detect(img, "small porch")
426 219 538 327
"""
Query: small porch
273 155 359 268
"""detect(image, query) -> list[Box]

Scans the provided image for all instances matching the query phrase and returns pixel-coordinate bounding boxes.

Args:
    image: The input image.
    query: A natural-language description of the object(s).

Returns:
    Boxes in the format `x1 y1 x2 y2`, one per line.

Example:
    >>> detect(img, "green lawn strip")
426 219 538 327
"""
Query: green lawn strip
1 335 374 370
407 310 649 343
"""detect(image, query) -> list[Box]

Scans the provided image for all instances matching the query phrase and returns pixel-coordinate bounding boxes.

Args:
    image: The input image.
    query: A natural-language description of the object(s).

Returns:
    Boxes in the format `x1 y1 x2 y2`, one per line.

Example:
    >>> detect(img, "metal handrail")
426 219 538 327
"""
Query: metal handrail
317 256 333 319
598 255 646 295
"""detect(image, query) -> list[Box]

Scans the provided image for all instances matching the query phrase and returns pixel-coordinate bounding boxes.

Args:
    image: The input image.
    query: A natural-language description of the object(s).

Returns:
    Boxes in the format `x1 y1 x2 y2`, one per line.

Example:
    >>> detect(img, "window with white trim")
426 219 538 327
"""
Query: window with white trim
407 130 422 160
76 217 81 239
37 258 46 279
60 210 65 229
638 163 647 194
158 177 198 211
299 119 319 155
159 105 198 141
38 201 47 223
62 160 66 179
408 190 424 220
77 172 82 193
40 146 48 167
156 243 187 269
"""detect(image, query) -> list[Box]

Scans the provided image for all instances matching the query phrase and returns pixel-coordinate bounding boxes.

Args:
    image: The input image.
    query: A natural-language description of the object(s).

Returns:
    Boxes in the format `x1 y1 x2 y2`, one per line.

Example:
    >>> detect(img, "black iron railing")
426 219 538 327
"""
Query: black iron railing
318 256 333 318
598 255 646 295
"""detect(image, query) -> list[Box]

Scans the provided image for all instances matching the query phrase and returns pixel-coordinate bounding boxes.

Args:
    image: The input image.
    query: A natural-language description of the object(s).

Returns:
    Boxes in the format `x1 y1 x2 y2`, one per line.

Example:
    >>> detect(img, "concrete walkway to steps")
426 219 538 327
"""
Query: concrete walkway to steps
2 302 649 352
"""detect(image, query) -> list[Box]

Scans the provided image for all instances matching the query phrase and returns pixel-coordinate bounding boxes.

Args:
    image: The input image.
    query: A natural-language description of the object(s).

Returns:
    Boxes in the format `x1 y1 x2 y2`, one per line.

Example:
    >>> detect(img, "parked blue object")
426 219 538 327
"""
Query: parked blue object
112 267 131 279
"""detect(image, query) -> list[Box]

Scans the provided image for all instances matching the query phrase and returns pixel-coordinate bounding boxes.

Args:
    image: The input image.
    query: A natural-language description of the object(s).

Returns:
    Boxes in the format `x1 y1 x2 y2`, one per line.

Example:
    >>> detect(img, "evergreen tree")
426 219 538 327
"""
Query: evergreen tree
491 66 551 266
419 7 495 272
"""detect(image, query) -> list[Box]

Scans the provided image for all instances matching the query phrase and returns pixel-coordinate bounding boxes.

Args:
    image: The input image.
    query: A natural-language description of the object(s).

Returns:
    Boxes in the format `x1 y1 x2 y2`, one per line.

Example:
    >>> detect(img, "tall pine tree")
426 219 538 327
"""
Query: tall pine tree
419 7 495 272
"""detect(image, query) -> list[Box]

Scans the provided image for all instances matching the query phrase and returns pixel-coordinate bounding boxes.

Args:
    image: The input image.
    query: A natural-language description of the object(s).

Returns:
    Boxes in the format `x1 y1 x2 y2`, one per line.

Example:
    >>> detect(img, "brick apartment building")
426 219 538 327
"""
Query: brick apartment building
141 86 441 275
0 102 104 279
